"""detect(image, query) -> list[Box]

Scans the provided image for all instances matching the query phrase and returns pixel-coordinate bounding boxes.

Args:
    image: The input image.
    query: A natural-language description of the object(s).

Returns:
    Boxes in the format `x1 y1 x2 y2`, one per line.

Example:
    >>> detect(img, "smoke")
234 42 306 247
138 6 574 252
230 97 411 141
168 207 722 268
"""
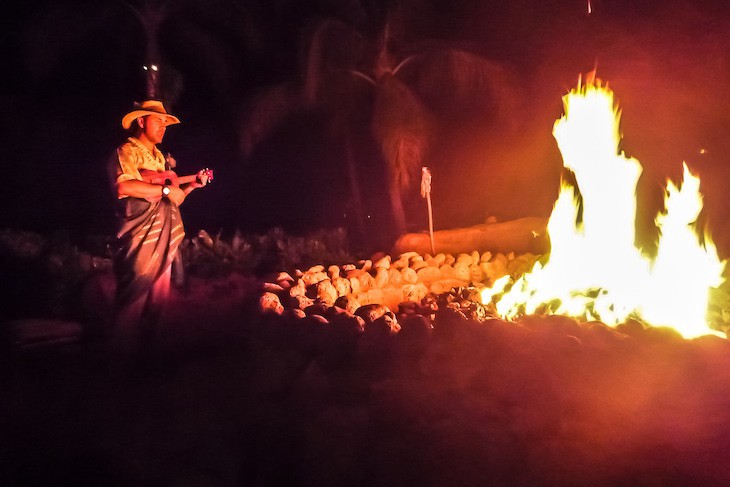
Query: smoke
425 0 730 255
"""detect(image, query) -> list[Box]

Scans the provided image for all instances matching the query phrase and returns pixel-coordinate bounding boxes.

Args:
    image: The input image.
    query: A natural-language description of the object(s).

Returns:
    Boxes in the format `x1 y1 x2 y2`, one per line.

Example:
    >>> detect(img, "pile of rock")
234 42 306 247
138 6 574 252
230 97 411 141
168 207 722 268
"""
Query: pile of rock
258 249 541 329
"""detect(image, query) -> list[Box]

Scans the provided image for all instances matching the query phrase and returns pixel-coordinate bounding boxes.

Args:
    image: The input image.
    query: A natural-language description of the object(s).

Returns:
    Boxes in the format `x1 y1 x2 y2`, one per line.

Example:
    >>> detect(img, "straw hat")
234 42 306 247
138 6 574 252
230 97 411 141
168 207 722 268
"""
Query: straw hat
121 100 181 129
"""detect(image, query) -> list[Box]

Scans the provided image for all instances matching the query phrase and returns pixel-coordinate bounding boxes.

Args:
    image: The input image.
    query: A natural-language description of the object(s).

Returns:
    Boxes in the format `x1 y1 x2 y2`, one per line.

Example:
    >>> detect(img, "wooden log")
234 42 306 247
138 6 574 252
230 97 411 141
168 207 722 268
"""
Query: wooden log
393 216 548 256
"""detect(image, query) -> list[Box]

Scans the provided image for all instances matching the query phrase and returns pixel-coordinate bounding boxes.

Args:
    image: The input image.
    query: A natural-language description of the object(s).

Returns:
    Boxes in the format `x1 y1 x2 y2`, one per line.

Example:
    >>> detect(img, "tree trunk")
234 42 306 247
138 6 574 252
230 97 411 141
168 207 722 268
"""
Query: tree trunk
387 164 407 238
145 23 160 99
343 134 367 243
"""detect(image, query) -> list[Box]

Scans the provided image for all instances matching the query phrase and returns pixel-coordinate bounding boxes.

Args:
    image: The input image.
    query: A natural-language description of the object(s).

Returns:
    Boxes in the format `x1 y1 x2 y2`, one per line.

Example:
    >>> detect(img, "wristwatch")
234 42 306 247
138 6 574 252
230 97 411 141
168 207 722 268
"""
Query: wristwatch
161 185 171 197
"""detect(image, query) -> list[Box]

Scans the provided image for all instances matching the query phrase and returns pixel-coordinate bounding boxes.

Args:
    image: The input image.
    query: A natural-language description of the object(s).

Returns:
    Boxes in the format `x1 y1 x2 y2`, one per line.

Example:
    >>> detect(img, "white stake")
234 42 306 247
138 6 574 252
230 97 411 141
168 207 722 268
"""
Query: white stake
421 167 435 255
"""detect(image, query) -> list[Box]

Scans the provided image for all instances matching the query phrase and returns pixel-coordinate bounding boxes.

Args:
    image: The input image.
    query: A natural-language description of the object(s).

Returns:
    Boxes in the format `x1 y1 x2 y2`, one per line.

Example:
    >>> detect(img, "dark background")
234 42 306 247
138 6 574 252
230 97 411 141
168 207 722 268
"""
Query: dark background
2 0 730 255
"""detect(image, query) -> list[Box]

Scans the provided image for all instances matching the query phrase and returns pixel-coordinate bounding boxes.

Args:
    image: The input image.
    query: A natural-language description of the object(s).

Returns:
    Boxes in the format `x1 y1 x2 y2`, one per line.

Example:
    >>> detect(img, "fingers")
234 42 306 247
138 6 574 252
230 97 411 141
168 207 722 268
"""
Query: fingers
168 186 186 206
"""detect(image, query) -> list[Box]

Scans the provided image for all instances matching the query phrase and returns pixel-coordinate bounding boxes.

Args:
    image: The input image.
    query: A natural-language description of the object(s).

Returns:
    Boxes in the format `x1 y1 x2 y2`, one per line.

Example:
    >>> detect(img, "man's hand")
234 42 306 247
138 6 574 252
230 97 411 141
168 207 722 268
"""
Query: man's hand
192 169 211 188
165 152 177 169
167 185 186 206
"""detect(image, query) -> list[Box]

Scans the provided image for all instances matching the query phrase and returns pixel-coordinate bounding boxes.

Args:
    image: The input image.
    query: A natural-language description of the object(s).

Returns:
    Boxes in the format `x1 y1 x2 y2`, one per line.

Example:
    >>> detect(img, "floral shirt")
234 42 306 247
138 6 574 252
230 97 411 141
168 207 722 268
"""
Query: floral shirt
115 137 166 197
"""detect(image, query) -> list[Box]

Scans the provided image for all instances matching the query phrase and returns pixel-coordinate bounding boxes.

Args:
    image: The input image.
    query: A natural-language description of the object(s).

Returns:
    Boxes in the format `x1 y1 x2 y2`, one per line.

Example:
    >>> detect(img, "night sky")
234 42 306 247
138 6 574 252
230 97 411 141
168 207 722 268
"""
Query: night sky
3 0 730 254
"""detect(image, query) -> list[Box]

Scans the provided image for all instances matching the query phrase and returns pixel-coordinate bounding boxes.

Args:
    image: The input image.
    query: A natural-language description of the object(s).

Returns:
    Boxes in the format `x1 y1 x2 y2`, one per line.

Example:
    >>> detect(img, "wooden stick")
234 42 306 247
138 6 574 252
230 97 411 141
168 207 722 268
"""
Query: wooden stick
421 167 435 255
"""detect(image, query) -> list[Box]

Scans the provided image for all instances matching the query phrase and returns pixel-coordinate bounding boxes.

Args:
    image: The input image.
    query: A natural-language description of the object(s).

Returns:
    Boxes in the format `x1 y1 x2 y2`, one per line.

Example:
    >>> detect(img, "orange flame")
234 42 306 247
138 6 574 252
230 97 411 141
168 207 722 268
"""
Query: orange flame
482 77 726 338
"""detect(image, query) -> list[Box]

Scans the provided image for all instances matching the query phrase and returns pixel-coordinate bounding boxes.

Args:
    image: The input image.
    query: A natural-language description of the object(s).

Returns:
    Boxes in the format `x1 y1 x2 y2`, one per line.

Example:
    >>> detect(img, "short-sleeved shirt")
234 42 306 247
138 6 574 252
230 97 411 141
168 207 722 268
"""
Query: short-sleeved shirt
115 137 167 197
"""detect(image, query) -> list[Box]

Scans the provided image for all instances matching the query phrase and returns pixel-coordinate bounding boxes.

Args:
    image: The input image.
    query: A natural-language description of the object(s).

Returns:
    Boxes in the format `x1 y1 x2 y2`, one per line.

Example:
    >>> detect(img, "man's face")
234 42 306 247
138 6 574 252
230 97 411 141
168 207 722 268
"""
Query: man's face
138 114 169 145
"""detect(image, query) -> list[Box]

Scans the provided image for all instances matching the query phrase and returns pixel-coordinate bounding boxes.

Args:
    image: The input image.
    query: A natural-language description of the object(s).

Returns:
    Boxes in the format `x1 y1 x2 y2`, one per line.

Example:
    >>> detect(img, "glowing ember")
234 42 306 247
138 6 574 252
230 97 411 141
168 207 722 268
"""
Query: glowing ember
482 77 726 338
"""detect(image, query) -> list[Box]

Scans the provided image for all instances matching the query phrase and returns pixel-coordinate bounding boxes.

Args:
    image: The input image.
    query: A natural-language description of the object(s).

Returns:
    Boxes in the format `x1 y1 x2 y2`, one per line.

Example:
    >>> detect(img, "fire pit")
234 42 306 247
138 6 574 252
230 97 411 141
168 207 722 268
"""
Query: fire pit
258 75 727 341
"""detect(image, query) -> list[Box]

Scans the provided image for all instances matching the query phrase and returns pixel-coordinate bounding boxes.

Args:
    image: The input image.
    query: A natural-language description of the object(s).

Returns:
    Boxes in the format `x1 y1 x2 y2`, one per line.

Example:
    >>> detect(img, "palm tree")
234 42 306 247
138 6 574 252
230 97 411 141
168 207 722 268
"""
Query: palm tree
121 0 169 99
240 0 521 240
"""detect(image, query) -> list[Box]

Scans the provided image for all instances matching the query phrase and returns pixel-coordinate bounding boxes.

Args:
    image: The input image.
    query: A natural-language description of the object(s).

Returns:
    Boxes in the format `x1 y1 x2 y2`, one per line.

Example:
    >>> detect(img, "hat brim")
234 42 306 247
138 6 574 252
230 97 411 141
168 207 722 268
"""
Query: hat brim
121 110 181 129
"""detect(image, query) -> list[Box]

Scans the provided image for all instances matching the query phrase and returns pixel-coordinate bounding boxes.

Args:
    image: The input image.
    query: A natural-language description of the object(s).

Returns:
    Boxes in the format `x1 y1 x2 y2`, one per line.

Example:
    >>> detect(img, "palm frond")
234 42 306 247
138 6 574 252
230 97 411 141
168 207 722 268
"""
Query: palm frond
239 83 304 159
372 75 433 188
300 18 369 104
397 48 523 131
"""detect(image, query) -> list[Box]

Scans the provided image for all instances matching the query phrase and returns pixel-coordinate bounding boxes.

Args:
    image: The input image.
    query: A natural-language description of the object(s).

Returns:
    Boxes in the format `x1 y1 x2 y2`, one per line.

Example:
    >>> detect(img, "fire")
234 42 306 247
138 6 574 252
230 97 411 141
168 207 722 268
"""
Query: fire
482 77 726 338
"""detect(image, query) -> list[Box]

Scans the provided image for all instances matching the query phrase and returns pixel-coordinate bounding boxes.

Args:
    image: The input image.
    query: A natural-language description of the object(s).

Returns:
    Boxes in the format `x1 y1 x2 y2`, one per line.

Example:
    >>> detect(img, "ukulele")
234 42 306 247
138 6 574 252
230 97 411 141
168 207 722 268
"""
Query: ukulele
139 168 213 202
139 168 214 186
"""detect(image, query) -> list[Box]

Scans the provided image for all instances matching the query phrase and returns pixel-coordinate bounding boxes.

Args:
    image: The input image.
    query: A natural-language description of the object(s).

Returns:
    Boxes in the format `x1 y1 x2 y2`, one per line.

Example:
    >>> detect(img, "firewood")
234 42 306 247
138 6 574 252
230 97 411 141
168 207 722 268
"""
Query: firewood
393 216 548 256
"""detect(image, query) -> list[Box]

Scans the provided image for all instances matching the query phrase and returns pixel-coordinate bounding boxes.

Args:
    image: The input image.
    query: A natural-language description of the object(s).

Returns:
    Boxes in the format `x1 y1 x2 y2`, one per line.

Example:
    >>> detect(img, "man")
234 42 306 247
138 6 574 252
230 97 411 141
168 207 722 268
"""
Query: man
110 99 208 357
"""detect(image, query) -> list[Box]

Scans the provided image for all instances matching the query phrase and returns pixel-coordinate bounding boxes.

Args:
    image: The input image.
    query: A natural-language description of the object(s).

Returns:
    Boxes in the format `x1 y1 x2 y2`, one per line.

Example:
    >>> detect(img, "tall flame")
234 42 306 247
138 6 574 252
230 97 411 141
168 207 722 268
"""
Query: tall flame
483 77 726 338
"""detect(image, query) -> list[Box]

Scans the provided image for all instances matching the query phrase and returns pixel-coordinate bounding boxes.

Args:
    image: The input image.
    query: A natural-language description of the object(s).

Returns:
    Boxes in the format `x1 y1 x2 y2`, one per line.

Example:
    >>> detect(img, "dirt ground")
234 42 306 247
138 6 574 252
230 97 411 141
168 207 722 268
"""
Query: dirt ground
3 274 730 486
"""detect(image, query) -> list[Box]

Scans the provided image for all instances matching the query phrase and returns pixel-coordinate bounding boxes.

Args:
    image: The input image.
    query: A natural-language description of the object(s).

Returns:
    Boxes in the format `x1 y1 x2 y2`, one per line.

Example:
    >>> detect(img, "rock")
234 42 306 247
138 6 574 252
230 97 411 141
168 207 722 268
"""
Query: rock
334 295 361 314
399 251 419 261
361 289 384 306
392 256 410 269
262 282 284 292
332 277 351 297
439 264 456 279
307 264 325 274
381 288 405 311
276 271 295 283
259 292 284 315
367 312 400 335
453 262 470 281
374 267 389 288
290 295 314 310
401 267 418 284
357 272 376 293
468 264 484 284
304 303 328 317
402 282 428 303
388 268 403 287
355 303 390 324
302 271 328 287
416 266 442 285
316 279 338 307
286 308 306 319
399 314 433 339
374 255 391 269
430 279 467 295
288 280 307 297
